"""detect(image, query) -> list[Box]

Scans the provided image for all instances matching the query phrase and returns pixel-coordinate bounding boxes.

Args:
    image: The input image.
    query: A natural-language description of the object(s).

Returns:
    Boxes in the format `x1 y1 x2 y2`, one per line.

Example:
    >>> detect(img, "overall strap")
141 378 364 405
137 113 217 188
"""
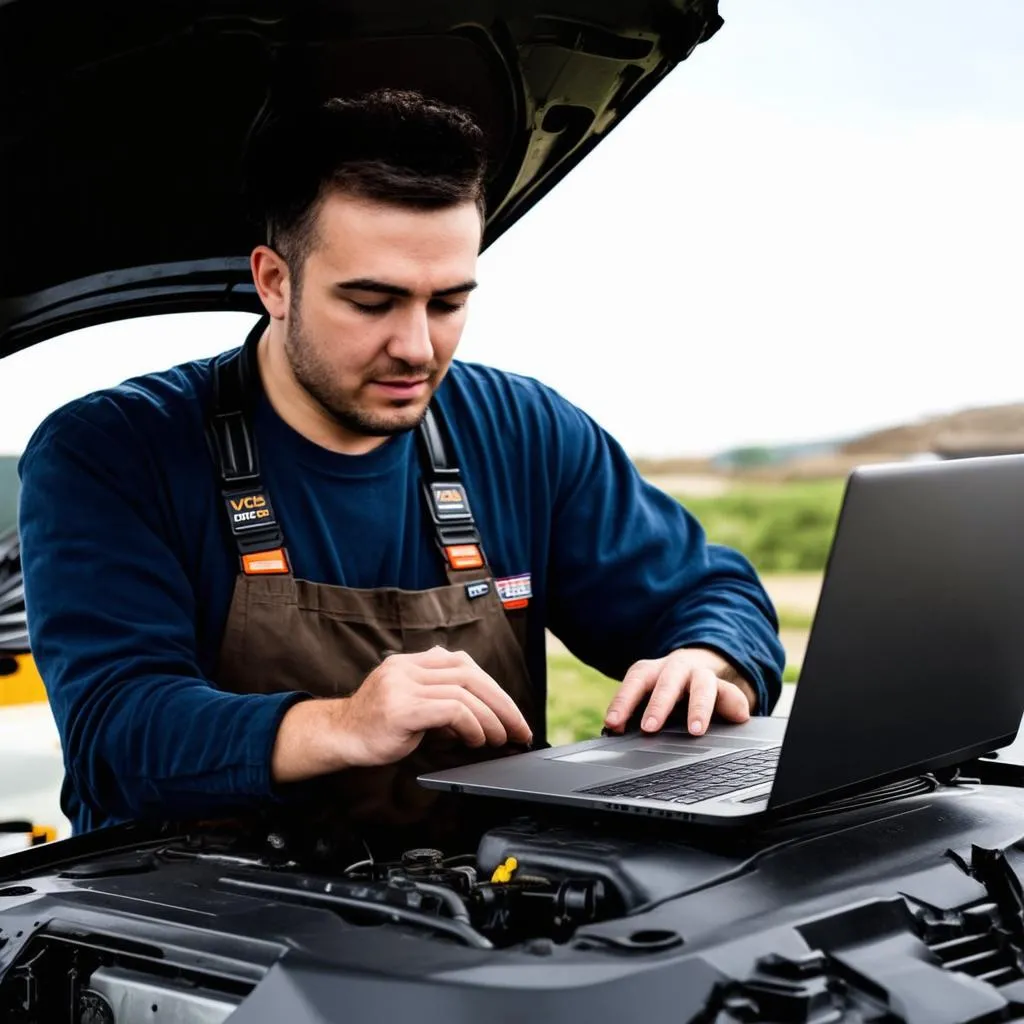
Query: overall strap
207 318 290 575
415 405 490 586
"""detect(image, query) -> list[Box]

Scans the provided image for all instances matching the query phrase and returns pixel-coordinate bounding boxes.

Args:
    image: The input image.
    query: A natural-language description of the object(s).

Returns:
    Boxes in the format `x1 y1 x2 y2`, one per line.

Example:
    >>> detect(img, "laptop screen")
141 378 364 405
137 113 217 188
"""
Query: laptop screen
769 455 1024 811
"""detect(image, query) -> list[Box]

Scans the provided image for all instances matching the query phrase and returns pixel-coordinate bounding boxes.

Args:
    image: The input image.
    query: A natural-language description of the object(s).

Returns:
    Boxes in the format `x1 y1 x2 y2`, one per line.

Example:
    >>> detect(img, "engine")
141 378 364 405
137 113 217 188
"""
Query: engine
0 818 637 1023
327 841 621 947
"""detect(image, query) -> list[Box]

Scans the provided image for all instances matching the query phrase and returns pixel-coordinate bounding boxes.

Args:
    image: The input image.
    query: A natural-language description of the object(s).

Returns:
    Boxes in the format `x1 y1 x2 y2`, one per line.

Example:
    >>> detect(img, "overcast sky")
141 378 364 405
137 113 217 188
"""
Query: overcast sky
2 0 1021 457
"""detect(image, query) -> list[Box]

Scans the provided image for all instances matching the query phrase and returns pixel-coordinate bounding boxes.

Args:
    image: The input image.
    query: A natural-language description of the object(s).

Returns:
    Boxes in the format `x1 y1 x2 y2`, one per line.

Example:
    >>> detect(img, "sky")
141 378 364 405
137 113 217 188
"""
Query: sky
1 0 1022 458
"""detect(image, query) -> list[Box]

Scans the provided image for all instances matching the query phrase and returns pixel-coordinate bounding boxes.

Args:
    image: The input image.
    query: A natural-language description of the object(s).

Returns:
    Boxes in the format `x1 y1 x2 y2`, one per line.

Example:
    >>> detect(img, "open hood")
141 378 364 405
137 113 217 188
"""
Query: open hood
0 0 721 356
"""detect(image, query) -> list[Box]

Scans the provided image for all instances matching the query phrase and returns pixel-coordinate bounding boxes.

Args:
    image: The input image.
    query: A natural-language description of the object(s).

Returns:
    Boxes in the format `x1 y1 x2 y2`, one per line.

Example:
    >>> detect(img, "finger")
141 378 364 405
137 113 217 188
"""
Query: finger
401 645 460 666
604 660 658 731
715 680 752 723
638 660 693 733
413 698 488 748
686 668 720 736
414 664 531 744
417 684 508 747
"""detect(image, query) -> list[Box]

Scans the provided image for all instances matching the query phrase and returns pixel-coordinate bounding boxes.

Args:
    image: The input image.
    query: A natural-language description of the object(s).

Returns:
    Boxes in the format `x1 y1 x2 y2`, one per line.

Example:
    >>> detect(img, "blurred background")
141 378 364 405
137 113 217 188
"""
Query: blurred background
2 0 1022 833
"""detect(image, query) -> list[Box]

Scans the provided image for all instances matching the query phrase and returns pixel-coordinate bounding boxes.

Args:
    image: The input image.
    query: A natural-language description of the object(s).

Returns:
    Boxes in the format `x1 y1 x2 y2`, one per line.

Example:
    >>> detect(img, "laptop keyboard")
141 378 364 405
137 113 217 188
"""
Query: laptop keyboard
580 746 781 804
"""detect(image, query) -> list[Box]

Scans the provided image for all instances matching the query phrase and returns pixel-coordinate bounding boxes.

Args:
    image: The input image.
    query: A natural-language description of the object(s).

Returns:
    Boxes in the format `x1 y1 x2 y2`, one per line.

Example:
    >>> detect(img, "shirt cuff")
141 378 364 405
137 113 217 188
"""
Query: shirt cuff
247 690 316 800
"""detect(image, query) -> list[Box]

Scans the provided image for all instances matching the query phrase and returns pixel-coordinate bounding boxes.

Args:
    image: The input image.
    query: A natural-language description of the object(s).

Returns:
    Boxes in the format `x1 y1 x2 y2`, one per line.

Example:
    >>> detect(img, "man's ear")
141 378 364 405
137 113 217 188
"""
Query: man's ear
251 246 291 320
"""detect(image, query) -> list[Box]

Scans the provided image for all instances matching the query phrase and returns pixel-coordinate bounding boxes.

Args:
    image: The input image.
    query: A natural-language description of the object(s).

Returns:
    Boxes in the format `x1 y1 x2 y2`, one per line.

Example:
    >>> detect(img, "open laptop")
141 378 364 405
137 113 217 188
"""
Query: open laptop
419 454 1024 824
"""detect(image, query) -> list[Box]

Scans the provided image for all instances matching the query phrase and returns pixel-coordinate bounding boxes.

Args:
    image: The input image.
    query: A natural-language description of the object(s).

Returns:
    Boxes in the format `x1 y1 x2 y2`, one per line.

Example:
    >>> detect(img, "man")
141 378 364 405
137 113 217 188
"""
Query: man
18 89 785 837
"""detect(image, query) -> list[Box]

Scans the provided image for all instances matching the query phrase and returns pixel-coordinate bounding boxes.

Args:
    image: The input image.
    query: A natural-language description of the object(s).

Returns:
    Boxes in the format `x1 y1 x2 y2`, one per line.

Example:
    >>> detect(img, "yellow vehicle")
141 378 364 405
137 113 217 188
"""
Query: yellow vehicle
0 525 60 846
0 653 44 707
0 527 41 705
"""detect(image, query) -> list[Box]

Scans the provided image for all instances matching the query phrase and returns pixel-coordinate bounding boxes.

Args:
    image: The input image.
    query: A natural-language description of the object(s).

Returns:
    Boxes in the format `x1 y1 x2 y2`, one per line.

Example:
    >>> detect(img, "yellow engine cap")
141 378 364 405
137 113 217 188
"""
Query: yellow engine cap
490 856 519 884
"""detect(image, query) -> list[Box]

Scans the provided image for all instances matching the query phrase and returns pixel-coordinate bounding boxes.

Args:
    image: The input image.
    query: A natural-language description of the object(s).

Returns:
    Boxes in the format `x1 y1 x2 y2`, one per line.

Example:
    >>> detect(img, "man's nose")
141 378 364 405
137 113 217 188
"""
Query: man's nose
387 306 433 366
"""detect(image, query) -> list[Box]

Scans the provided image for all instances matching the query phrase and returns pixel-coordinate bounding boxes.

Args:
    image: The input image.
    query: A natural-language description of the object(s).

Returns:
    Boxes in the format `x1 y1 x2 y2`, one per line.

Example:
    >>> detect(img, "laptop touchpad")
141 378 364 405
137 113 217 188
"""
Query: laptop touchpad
552 749 685 770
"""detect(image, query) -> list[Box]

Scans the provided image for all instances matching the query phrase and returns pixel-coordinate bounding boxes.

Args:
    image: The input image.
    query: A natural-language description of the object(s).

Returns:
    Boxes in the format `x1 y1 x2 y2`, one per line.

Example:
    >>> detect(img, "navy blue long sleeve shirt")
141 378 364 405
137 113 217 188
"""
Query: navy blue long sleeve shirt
18 349 785 833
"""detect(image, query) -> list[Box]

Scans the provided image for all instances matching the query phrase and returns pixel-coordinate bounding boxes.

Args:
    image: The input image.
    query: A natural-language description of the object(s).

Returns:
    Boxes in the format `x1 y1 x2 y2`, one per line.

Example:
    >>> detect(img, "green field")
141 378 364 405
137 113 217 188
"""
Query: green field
546 653 621 746
677 478 844 574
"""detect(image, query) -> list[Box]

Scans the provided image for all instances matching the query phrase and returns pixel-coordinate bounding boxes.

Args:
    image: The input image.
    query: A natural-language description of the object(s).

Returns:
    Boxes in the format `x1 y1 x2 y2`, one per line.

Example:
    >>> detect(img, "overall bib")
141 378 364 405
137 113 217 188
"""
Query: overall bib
206 325 538 842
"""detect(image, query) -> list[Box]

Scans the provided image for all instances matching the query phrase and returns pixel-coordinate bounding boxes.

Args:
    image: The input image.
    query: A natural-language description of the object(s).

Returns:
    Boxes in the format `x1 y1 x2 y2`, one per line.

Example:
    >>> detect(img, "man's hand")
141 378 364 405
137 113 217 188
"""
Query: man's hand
604 648 757 738
271 647 532 783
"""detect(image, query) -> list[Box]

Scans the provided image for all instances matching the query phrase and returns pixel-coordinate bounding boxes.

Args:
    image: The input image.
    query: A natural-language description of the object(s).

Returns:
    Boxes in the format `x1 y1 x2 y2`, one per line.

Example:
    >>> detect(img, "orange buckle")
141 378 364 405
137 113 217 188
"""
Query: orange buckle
444 544 484 570
242 548 290 575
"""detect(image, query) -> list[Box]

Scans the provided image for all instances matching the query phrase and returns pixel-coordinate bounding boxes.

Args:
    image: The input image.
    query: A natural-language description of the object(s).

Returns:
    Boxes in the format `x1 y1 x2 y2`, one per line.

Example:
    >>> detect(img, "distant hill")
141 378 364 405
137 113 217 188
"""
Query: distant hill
635 403 1024 482
631 442 848 476
0 456 17 533
712 439 846 470
841 403 1024 459
712 403 1024 479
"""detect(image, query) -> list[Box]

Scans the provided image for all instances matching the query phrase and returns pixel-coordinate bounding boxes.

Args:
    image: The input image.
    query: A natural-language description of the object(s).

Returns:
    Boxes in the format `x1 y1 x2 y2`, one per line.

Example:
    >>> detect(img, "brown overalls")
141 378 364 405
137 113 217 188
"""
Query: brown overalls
205 324 539 846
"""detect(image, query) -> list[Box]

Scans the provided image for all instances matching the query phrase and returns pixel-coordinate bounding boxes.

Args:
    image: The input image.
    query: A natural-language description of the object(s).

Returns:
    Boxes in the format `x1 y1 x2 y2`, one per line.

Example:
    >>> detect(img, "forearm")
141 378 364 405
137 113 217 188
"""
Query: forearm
271 697 353 783
58 675 308 821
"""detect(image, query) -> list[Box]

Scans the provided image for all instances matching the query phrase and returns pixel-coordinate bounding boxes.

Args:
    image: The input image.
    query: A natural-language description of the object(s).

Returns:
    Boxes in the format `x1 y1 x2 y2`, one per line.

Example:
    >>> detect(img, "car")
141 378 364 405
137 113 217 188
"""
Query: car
0 527 65 843
4 3 1024 1023
0 529 28 661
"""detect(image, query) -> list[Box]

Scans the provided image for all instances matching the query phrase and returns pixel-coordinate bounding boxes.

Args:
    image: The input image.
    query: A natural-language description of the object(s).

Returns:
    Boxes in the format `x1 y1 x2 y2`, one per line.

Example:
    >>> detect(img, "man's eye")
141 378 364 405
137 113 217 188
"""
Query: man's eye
430 300 465 314
350 299 393 314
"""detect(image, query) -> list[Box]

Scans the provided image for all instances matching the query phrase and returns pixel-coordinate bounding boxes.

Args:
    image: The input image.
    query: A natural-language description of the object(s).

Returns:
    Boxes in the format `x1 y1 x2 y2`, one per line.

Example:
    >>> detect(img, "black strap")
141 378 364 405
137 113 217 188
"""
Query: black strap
414 406 484 554
208 318 286 560
207 318 486 576
209 316 262 482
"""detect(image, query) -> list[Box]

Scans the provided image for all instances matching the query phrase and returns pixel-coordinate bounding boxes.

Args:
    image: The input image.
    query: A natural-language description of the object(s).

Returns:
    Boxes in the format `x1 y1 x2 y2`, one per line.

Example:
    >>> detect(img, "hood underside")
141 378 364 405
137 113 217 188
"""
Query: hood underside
0 0 721 356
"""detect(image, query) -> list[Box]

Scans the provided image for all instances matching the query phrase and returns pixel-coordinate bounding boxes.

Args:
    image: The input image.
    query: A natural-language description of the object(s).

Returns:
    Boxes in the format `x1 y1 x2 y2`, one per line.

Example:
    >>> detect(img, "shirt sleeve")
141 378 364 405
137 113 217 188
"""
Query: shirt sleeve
542 394 786 714
18 400 308 825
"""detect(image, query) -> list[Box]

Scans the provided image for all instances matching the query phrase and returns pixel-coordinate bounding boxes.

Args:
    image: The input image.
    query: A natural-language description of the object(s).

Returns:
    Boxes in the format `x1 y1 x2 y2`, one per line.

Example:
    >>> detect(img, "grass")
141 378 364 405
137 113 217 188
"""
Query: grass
777 606 815 631
675 478 845 574
546 653 620 746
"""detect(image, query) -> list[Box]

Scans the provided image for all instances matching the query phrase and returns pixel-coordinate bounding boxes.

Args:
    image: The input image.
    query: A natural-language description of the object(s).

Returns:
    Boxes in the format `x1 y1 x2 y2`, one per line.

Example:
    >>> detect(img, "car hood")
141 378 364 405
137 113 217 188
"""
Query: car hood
0 0 721 356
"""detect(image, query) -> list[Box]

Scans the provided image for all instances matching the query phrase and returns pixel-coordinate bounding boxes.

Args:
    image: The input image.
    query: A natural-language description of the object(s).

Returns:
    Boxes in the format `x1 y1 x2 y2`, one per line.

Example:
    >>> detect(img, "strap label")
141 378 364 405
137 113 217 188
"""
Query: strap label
465 580 491 600
445 544 484 570
242 548 290 575
224 490 277 533
430 482 472 521
496 574 532 610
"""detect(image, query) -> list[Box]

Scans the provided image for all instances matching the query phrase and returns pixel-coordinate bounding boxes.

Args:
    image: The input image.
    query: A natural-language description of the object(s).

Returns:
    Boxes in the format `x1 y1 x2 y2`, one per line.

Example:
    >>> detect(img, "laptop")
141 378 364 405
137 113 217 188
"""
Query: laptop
419 454 1024 824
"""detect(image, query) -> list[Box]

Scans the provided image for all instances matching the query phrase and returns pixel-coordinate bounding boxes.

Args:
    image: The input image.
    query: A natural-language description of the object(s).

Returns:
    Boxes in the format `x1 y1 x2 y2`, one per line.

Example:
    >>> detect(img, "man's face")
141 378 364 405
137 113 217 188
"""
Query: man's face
283 191 482 437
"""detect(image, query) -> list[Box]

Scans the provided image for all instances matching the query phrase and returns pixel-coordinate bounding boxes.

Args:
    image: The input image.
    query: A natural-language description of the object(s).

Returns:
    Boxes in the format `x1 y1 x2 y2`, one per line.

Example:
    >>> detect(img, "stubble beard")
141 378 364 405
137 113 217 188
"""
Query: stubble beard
284 297 436 438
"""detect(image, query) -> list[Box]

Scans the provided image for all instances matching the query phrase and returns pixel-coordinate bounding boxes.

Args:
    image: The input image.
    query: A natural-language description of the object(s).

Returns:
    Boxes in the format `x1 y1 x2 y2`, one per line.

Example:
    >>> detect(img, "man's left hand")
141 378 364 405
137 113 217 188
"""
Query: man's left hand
604 648 757 737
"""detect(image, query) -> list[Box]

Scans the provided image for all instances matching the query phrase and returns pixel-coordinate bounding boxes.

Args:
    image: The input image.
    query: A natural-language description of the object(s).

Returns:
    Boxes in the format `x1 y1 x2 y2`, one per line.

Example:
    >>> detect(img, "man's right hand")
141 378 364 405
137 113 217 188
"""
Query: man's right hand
271 647 532 783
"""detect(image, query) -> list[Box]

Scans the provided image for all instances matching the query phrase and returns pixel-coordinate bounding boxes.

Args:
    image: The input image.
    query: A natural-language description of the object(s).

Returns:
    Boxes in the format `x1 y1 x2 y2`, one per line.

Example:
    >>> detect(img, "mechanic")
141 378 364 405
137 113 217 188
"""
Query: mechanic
18 89 785 838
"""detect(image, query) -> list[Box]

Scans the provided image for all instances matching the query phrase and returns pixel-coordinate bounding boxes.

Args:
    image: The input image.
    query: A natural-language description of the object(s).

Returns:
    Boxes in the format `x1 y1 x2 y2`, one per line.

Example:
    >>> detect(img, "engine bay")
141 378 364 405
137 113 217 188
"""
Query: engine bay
0 814 632 1023
6 776 1024 1023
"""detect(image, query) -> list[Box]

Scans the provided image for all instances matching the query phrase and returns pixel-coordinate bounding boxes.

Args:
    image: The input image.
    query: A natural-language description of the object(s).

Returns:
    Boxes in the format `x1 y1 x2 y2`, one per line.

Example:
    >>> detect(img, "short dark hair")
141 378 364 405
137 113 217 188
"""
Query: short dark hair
245 89 488 277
